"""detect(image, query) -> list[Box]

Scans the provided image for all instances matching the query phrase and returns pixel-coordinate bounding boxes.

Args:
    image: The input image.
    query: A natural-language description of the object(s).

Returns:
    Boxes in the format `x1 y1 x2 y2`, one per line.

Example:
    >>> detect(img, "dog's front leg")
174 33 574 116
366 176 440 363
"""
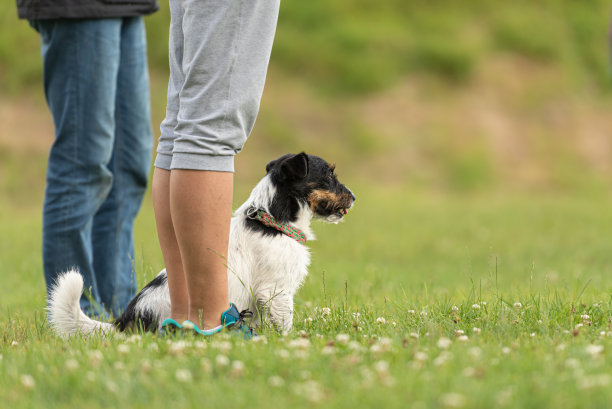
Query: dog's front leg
257 291 293 332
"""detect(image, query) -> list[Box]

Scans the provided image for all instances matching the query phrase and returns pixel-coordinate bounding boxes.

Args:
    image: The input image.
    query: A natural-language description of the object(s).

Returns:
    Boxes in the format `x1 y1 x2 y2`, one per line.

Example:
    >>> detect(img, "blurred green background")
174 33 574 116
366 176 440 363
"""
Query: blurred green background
2 0 612 194
1 1 612 307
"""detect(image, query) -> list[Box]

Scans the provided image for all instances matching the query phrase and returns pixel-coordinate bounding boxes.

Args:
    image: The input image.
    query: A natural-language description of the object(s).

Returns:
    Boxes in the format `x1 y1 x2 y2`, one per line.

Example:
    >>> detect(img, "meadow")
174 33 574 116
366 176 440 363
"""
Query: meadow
2 0 612 408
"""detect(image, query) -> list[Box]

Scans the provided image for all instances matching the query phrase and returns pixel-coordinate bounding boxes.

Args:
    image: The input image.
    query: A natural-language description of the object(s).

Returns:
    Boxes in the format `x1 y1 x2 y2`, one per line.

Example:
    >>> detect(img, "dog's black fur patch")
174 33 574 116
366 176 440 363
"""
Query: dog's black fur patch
114 273 167 332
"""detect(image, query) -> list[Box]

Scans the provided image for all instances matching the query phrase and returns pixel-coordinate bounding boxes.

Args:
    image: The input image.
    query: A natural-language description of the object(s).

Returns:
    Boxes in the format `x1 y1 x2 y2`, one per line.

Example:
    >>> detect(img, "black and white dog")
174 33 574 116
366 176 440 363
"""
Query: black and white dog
48 153 355 338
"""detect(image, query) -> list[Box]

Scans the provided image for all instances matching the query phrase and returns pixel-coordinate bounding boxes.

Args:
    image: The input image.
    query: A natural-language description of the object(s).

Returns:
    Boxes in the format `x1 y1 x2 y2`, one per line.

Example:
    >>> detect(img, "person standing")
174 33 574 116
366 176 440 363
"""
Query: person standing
154 0 280 336
16 0 158 317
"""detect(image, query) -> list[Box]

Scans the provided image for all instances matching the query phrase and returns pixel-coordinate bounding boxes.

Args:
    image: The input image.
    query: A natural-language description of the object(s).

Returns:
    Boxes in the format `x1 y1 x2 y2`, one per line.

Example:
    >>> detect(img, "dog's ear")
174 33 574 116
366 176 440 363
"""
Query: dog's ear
280 152 309 180
265 159 278 174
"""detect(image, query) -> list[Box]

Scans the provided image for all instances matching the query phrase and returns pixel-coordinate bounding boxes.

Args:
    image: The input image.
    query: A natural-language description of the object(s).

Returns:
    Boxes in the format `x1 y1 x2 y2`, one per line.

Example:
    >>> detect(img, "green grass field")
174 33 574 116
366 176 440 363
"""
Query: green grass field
2 181 612 409
2 0 612 407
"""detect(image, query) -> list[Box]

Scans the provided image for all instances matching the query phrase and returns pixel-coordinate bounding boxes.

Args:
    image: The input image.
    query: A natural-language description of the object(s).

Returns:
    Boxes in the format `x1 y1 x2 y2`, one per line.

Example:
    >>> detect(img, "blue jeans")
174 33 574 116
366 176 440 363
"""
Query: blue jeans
31 18 153 317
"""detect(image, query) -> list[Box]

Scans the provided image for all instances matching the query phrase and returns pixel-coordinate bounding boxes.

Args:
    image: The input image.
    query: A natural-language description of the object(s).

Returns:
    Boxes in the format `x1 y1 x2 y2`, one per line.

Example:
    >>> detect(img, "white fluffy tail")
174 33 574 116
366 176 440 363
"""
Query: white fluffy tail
47 270 115 339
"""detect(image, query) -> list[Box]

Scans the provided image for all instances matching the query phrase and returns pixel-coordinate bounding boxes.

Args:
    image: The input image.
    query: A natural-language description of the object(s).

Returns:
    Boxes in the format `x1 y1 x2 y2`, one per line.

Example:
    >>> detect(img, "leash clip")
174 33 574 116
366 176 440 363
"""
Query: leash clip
246 207 259 220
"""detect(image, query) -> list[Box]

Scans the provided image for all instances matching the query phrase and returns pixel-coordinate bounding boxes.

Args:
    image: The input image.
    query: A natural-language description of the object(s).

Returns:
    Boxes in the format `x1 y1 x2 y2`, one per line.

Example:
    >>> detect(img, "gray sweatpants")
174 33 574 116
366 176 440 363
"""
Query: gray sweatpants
155 0 280 172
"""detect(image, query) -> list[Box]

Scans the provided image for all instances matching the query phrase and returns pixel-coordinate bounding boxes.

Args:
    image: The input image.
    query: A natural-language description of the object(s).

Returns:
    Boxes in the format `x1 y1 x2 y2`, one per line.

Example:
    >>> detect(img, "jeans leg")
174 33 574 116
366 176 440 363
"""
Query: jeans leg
35 19 122 316
93 16 153 316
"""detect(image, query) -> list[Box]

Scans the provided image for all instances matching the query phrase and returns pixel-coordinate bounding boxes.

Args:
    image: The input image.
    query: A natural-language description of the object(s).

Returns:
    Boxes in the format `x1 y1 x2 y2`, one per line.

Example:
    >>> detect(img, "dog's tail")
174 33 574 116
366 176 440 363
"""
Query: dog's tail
47 270 115 339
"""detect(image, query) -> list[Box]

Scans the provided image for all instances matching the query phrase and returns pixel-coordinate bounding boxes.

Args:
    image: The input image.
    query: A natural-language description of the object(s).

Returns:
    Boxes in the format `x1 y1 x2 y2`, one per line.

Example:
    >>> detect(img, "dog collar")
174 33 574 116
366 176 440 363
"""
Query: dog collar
246 207 307 245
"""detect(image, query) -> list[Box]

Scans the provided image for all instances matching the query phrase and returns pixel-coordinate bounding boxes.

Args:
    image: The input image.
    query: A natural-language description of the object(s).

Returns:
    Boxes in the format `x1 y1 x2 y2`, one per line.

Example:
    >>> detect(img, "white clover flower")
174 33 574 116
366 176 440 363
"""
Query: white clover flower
462 367 476 377
452 305 459 312
501 346 511 354
321 307 331 316
455 329 465 336
230 360 245 377
440 392 466 408
148 343 159 352
472 327 481 334
11 341 19 347
200 358 212 374
468 347 482 359
304 317 313 325
586 344 604 357
168 340 187 355
433 351 452 367
117 344 130 354
457 335 469 342
352 312 361 320
530 332 536 338
295 380 324 403
471 304 480 310
20 374 35 389
88 350 103 366
65 358 79 371
373 360 390 375
321 345 336 355
376 317 386 325
437 337 452 349
414 351 428 362
578 374 611 390
348 341 363 352
407 309 416 315
126 334 142 343
268 376 285 387
391 321 397 327
336 333 350 344
141 360 152 373
211 341 232 354
513 302 522 309
481 301 487 307
288 338 311 350
216 354 230 367
420 310 428 317
297 330 308 338
565 358 580 369
106 380 118 393
410 332 419 339
175 369 193 383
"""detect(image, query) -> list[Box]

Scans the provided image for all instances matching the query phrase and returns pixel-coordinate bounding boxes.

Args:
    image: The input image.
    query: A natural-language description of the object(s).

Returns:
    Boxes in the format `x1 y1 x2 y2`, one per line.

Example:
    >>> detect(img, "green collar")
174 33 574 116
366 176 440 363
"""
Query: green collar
246 207 307 245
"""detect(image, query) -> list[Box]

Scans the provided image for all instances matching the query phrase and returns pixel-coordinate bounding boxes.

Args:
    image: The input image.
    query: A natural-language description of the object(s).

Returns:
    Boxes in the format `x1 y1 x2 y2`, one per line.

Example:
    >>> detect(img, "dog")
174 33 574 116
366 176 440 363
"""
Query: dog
48 152 355 338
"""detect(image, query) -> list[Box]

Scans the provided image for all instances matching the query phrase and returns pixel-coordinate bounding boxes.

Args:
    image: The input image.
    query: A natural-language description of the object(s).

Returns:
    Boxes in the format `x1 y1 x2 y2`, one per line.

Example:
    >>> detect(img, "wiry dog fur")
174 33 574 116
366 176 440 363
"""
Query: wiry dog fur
47 153 355 338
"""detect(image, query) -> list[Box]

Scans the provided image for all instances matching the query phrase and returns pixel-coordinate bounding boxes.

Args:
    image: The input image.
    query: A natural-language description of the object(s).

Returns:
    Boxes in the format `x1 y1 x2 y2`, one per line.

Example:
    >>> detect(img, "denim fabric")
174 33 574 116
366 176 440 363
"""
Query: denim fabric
32 18 153 317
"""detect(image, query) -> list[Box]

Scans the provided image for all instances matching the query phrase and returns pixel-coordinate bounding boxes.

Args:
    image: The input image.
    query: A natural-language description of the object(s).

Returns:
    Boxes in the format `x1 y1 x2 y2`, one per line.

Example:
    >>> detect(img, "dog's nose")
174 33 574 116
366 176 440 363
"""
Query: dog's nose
347 189 356 202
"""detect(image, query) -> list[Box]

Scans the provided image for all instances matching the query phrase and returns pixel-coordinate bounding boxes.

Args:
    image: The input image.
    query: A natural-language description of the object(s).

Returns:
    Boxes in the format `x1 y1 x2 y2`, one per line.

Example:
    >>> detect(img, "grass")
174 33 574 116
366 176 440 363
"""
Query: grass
2 1 612 407
1 180 612 409
3 0 612 95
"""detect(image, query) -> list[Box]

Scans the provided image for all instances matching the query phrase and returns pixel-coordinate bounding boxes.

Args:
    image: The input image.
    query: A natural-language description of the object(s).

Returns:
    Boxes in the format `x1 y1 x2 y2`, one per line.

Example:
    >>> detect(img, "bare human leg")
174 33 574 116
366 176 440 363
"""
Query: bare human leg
169 169 233 330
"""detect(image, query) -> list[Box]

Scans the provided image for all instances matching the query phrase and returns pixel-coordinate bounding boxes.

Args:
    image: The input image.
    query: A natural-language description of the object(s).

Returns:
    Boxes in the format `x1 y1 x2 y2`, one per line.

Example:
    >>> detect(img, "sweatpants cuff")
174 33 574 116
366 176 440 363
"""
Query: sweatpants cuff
154 153 173 170
170 153 235 172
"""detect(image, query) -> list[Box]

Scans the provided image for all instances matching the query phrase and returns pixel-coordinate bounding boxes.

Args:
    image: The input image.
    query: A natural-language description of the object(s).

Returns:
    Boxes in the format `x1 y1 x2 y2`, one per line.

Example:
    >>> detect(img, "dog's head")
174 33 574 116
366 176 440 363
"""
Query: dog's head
264 152 355 224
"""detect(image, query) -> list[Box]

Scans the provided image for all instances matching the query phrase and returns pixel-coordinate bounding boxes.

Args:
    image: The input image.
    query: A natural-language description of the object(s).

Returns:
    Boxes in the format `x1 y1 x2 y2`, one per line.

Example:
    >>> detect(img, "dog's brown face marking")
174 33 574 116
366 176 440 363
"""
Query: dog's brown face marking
308 189 353 216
